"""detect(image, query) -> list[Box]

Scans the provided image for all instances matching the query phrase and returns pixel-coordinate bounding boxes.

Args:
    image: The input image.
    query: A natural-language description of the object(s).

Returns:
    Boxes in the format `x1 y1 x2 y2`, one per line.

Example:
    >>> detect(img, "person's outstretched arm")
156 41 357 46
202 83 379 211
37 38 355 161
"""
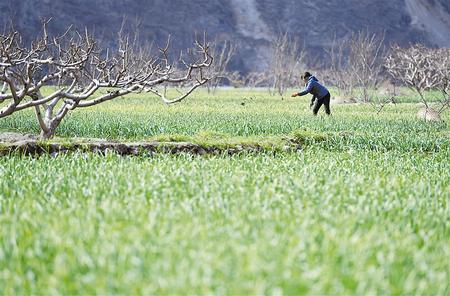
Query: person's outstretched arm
291 81 313 97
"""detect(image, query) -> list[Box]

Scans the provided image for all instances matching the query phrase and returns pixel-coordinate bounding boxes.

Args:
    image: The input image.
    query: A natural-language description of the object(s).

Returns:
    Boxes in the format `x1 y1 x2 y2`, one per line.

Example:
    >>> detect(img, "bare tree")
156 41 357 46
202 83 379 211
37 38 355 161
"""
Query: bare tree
326 31 386 105
325 35 356 98
226 71 268 88
347 31 386 103
226 71 246 88
267 33 305 97
205 40 236 93
385 44 449 115
246 72 268 88
435 47 450 114
0 21 212 138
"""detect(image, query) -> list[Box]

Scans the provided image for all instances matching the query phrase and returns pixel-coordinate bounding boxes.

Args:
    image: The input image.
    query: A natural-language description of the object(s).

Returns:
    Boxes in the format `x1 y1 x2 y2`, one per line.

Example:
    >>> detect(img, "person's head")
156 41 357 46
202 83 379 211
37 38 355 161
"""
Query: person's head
301 72 312 83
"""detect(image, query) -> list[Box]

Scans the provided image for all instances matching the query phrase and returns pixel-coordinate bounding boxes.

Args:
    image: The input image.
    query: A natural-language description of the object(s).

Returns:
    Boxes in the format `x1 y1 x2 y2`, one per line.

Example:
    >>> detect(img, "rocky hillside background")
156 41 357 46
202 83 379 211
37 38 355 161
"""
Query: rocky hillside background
0 0 449 73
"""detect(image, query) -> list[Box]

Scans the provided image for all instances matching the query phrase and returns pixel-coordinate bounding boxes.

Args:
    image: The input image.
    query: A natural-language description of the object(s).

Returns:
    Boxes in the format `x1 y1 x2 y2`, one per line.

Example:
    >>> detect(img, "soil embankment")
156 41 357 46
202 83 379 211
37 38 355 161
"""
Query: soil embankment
0 133 300 157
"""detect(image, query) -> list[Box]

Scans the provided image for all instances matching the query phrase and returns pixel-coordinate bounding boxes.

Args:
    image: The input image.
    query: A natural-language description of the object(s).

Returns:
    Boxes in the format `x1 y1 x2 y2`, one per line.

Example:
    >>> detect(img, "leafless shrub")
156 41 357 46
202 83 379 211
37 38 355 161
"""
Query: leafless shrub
0 21 212 138
385 44 450 114
326 31 386 107
226 71 268 88
325 35 356 98
205 40 236 93
348 31 386 103
246 72 269 88
267 33 306 97
226 71 246 88
435 48 450 114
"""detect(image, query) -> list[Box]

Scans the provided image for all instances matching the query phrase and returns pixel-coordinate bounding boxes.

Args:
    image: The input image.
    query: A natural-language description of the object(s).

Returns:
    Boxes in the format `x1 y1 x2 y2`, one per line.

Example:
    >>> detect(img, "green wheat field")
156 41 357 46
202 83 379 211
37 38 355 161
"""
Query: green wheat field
0 88 449 295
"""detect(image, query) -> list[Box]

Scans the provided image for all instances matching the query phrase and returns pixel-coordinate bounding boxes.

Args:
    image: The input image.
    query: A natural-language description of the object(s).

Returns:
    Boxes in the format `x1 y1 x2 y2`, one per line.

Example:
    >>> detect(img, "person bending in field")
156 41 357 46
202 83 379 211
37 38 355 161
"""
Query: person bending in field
291 72 331 115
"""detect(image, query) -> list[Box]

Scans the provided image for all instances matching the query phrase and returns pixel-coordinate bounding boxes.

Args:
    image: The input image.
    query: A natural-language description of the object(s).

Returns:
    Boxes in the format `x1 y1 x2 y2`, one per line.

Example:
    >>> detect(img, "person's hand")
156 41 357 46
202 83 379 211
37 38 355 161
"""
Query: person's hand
291 93 298 98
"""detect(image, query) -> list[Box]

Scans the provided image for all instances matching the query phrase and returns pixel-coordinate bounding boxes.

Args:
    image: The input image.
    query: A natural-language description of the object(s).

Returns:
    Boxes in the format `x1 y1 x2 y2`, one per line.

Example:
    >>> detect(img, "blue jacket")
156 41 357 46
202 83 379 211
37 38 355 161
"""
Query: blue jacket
297 76 329 99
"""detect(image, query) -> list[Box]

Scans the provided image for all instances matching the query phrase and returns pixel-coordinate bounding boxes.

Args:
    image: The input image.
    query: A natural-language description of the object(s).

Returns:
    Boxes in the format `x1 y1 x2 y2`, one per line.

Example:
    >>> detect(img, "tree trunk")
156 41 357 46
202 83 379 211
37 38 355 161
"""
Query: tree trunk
39 119 61 139
40 127 57 139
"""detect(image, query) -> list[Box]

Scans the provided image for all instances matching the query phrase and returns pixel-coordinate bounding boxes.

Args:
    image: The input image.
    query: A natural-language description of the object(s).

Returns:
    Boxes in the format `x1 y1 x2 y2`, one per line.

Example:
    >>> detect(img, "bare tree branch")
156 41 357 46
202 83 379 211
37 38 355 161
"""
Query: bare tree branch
0 21 213 138
205 39 236 93
267 33 305 97
385 44 450 113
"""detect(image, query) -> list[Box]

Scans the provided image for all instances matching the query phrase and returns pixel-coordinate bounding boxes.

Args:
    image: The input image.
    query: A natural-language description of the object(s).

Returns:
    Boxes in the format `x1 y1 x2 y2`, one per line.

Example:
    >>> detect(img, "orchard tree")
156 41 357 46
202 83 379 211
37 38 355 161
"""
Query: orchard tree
0 21 212 138
326 30 385 105
385 44 450 116
205 39 236 93
268 33 306 97
347 31 385 103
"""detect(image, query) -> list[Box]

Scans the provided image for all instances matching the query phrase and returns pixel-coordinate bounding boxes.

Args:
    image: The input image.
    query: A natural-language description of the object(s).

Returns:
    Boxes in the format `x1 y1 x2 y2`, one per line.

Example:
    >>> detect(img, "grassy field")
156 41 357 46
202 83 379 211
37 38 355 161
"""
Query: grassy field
0 88 449 295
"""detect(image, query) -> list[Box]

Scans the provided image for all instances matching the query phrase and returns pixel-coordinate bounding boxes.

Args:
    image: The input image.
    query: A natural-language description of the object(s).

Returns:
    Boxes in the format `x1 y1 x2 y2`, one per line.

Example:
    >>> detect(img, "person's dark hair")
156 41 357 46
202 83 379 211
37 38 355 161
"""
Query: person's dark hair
301 71 312 80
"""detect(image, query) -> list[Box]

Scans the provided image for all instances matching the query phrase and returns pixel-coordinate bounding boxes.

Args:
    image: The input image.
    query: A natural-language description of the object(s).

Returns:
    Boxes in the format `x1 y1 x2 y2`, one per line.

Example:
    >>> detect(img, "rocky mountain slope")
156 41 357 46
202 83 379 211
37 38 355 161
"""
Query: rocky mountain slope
0 0 449 72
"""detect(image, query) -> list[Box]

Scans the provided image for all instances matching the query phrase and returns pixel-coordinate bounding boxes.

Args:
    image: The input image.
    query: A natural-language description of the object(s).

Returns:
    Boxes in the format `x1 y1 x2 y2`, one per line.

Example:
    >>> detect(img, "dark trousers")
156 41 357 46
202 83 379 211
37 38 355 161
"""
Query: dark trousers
312 92 331 115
